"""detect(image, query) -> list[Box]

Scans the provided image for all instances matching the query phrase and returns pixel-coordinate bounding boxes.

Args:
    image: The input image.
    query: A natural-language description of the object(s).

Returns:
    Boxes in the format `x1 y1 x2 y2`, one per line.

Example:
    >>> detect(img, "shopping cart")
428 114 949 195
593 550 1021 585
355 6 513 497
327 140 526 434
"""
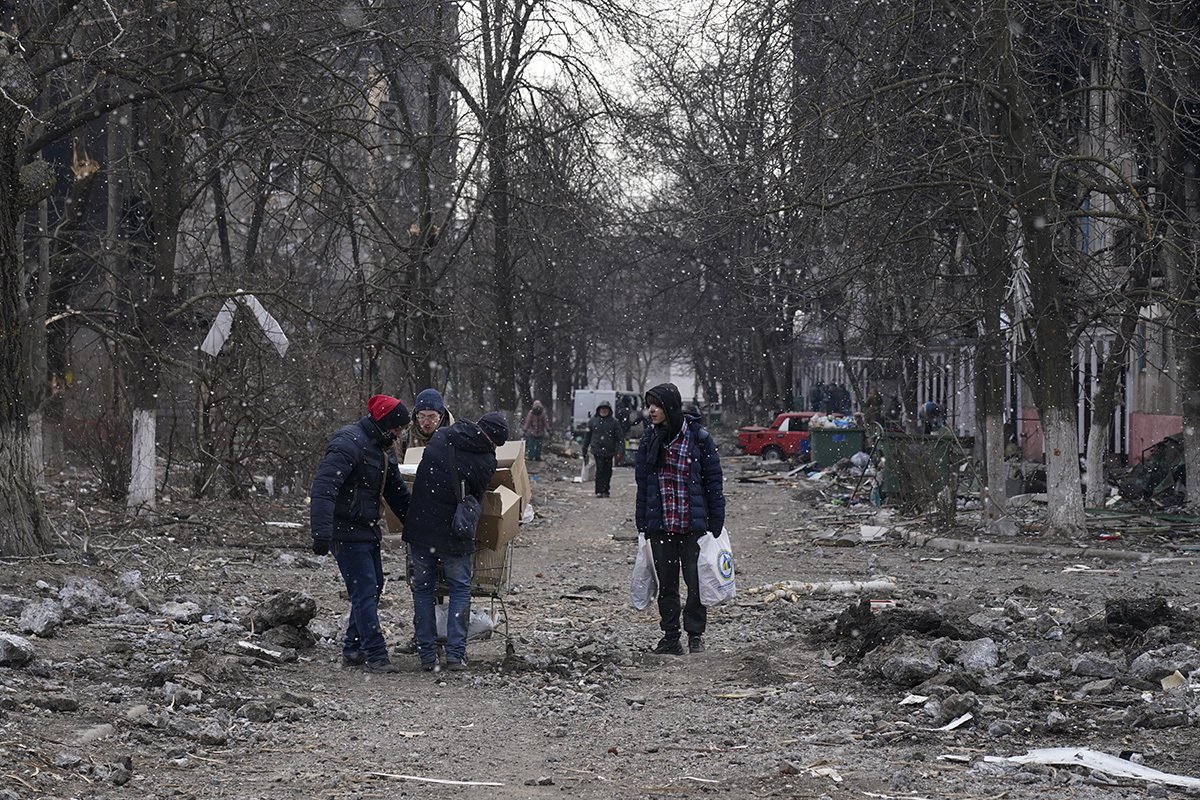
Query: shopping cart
403 540 515 655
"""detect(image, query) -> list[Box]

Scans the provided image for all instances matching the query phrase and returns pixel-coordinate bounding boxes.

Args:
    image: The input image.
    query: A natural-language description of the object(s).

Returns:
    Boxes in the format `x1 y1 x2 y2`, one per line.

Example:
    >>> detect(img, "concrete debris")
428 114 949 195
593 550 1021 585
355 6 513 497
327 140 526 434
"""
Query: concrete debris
18 599 63 636
248 590 317 631
0 632 35 666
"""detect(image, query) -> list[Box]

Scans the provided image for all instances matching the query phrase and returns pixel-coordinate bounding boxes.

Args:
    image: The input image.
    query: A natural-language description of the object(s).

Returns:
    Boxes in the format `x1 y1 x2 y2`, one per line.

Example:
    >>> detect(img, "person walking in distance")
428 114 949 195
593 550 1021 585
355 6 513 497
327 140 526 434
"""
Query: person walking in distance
522 399 551 461
634 383 725 655
309 395 412 674
583 400 622 497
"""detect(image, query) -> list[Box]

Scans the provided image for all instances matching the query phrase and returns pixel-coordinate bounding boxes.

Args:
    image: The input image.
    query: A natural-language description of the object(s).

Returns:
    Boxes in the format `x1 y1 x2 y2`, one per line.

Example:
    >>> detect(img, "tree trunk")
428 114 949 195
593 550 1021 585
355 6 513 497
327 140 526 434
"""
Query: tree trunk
1134 4 1200 506
0 43 51 555
1084 305 1142 508
127 408 157 509
993 2 1085 536
1042 406 1085 533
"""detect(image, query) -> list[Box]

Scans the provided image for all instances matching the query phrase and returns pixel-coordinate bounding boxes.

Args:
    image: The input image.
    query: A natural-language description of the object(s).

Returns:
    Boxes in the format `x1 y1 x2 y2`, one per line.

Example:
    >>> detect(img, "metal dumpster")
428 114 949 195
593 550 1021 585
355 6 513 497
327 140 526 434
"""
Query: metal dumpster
876 431 957 501
809 427 866 468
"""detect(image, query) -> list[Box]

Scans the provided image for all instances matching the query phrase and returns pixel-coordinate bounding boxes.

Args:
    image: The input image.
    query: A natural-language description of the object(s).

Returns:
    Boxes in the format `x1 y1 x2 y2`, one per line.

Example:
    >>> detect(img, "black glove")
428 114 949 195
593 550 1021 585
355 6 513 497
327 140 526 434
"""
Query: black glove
312 539 330 556
710 530 720 538
583 452 590 464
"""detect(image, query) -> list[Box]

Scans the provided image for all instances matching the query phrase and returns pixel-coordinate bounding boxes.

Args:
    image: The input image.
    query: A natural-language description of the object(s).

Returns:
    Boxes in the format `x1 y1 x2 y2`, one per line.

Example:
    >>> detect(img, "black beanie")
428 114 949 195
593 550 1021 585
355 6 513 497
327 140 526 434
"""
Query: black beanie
478 412 509 446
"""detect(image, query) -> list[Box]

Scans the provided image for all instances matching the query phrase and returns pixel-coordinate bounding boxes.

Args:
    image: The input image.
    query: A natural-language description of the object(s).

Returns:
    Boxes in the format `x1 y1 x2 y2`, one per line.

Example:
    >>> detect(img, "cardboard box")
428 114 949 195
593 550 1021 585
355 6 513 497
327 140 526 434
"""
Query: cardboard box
490 440 533 514
476 485 520 551
395 440 531 536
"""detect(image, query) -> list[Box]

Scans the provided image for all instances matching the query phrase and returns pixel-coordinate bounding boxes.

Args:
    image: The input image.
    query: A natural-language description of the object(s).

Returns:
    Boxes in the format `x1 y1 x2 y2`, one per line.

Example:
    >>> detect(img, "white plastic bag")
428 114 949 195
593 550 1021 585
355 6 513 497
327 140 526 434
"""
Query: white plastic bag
579 459 596 483
434 604 495 641
698 527 736 606
630 532 658 610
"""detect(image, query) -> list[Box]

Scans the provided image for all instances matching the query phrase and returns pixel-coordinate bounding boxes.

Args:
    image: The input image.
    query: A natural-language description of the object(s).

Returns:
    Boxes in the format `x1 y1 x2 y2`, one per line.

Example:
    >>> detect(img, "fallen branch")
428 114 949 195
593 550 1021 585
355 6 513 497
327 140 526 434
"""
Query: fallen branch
367 772 503 787
747 577 897 603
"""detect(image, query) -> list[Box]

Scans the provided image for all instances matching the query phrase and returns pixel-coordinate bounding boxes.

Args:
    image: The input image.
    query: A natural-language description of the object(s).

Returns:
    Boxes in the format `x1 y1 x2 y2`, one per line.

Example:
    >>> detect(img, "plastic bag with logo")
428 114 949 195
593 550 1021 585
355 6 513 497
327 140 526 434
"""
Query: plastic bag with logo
697 527 736 606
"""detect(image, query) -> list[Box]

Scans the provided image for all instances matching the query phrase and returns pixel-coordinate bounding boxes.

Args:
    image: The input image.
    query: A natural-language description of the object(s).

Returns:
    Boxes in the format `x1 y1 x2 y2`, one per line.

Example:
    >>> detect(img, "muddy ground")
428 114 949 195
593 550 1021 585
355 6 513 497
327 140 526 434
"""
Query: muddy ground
3 448 1200 800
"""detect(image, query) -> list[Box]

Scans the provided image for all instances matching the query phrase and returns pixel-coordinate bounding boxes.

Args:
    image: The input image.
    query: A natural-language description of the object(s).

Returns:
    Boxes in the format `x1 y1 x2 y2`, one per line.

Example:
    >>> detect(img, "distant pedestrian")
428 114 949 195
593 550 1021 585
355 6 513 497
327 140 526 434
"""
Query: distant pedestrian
522 399 551 461
583 400 622 497
809 381 825 412
309 395 412 674
919 400 944 434
833 383 853 414
635 383 725 656
886 394 902 422
403 412 508 672
863 387 883 427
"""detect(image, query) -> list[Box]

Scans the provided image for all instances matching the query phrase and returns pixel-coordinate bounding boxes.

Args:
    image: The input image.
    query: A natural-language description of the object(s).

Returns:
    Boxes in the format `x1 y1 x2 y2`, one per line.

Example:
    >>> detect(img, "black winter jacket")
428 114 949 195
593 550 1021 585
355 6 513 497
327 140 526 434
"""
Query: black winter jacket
635 414 725 536
403 420 498 556
583 408 622 459
310 416 410 545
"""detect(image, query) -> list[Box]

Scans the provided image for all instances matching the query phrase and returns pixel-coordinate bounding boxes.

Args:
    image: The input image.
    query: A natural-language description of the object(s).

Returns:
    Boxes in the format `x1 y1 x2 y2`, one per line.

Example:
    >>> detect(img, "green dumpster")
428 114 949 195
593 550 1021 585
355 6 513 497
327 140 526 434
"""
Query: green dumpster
876 431 957 501
809 427 866 467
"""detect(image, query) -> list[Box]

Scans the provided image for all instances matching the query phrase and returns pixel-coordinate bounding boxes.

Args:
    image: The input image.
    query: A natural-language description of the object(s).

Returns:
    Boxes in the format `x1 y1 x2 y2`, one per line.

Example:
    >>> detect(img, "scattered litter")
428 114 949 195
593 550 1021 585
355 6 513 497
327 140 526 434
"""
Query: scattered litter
264 521 302 528
859 525 890 541
1161 670 1187 690
1062 565 1121 574
936 753 972 763
932 712 972 731
984 747 1200 789
898 694 928 706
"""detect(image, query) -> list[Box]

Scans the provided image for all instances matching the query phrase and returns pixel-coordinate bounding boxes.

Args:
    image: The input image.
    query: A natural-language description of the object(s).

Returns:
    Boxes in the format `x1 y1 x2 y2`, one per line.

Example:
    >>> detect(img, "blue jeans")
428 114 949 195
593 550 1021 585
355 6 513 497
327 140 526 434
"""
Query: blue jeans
526 436 543 461
332 540 388 662
408 544 473 663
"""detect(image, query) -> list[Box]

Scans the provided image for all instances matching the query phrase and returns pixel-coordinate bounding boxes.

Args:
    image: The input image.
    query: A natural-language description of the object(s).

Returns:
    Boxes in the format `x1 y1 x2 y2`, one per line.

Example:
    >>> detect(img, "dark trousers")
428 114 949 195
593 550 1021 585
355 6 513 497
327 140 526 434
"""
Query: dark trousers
332 540 388 662
594 455 614 494
649 532 705 638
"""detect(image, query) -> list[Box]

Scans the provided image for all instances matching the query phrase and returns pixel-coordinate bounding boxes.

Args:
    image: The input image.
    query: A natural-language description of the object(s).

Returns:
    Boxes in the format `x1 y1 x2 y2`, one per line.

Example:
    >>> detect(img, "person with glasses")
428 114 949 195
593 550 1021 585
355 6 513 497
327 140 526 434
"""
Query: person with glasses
399 388 454 460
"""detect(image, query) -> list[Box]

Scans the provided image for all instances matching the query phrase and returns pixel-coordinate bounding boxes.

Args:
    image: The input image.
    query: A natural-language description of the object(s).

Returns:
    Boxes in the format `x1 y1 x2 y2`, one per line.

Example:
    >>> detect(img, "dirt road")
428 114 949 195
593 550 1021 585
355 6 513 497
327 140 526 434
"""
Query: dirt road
3 452 1200 799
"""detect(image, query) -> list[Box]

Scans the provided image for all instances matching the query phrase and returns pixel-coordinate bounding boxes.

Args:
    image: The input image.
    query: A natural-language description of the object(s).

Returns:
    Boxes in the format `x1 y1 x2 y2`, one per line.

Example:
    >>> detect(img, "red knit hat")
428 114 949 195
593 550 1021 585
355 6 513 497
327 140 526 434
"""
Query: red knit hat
367 394 410 430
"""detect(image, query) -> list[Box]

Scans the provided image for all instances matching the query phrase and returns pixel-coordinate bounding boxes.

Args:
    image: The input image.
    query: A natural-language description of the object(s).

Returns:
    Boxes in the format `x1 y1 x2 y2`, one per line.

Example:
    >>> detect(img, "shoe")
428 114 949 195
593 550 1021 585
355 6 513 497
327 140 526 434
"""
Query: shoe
341 650 367 667
364 660 400 674
445 660 468 672
653 636 684 656
688 635 705 654
421 660 438 672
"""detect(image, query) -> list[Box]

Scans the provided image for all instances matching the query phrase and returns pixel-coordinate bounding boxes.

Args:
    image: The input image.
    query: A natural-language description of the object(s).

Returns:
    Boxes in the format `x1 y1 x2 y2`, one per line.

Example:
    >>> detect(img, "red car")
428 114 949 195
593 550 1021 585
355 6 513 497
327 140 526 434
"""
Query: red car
737 412 817 462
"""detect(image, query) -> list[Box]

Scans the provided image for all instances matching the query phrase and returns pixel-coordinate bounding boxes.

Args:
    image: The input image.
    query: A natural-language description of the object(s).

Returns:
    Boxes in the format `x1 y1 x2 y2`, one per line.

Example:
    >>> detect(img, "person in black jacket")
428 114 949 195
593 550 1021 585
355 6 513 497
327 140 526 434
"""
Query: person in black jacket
310 395 411 674
583 400 622 497
403 412 508 672
635 382 725 656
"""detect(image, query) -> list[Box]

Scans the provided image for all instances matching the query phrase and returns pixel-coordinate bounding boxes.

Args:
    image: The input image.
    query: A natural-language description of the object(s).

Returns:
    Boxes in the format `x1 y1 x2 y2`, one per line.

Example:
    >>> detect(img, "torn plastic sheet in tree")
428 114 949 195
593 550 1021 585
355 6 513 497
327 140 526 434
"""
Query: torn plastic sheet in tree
200 294 289 358
984 747 1200 789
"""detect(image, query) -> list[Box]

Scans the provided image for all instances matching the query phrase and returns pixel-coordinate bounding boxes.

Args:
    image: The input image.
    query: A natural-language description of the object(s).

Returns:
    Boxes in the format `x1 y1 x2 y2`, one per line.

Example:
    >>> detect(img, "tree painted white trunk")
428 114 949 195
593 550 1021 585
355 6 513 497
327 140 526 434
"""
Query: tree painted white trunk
983 411 1008 532
1084 418 1110 509
127 408 157 512
1042 406 1086 536
28 410 45 486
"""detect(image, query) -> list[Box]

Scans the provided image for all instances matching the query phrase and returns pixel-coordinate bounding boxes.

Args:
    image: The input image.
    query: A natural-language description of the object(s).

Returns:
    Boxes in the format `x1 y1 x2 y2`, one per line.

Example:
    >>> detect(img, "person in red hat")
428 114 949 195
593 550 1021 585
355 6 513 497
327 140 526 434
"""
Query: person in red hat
310 394 412 674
